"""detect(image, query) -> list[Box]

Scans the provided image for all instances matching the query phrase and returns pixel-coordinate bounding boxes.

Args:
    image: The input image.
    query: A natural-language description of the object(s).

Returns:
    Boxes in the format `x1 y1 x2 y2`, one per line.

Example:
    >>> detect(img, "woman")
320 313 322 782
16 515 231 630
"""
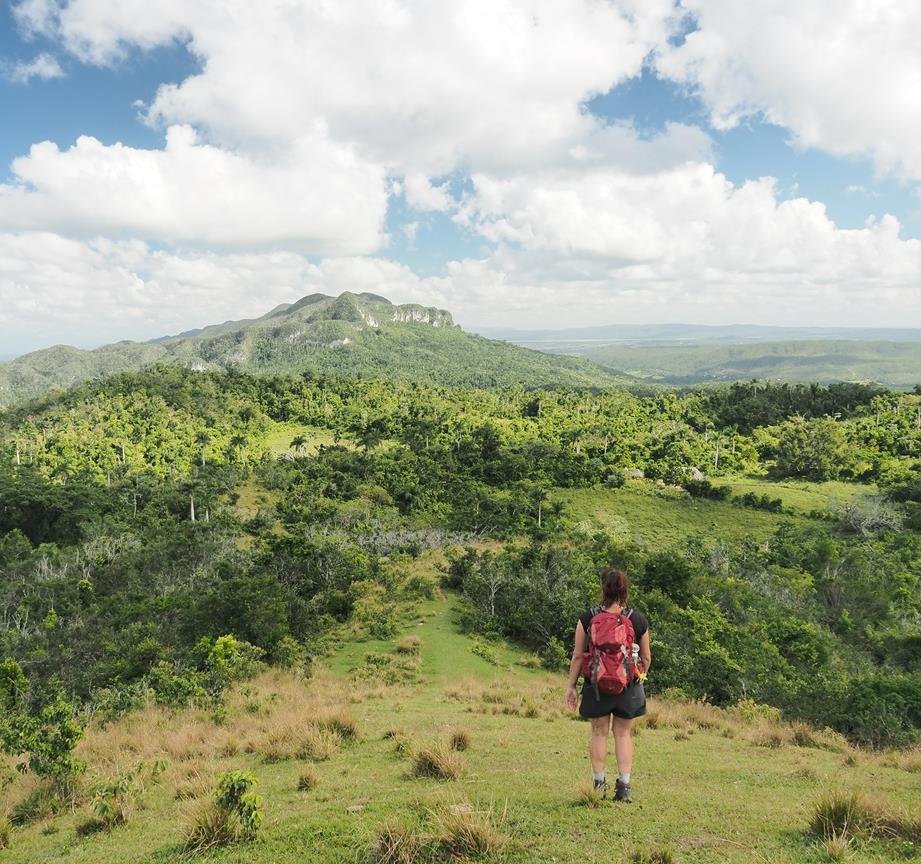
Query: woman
565 567 651 803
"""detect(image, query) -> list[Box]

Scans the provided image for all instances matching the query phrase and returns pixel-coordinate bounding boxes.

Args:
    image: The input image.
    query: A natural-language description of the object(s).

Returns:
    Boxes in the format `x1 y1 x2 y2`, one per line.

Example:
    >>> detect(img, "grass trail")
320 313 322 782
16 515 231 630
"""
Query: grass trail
4 592 918 864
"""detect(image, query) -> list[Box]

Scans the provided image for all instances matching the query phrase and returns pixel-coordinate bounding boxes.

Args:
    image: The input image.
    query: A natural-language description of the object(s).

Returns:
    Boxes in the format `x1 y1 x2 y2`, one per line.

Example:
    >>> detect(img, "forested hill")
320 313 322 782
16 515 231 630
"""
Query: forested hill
0 292 624 408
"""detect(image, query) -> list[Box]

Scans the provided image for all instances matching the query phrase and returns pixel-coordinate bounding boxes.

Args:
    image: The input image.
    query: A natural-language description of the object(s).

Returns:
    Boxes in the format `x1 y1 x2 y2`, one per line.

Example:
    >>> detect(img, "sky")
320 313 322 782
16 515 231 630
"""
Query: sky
2 0 921 356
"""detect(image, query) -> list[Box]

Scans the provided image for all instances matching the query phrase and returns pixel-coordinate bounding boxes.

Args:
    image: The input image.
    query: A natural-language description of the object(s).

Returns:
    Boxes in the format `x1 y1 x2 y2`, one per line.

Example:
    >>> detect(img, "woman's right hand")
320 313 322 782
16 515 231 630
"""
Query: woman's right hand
565 684 579 712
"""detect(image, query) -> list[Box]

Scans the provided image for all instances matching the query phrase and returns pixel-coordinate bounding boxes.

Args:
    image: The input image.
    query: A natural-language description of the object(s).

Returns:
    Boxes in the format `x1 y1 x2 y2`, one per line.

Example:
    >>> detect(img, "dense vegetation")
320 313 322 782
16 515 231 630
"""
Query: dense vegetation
0 366 919 773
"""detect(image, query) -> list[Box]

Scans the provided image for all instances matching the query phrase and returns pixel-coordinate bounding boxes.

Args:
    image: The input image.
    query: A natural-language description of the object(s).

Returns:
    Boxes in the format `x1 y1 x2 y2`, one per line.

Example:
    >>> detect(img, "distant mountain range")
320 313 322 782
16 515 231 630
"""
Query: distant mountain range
0 292 626 409
477 323 921 390
479 321 921 346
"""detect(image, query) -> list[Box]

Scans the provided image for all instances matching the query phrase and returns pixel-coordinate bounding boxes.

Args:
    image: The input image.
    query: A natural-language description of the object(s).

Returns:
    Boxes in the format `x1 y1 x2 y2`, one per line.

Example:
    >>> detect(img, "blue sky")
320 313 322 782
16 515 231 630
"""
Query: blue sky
1 1 920 354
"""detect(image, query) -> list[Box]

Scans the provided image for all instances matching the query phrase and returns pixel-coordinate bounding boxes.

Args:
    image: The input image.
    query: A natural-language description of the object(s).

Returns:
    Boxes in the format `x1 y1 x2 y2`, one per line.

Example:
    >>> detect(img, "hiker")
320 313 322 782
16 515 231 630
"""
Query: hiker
565 567 651 803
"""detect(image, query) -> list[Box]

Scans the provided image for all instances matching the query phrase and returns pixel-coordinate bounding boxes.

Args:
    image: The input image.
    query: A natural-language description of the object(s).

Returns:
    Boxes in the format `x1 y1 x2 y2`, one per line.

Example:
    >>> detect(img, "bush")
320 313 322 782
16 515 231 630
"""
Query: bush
471 639 500 666
539 637 569 672
684 479 731 501
1 663 84 785
185 770 263 852
734 492 784 512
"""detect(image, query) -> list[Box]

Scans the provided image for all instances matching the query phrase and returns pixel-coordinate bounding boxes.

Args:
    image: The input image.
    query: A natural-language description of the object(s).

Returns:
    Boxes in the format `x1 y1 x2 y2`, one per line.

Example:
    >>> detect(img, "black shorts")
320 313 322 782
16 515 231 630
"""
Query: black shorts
579 679 647 720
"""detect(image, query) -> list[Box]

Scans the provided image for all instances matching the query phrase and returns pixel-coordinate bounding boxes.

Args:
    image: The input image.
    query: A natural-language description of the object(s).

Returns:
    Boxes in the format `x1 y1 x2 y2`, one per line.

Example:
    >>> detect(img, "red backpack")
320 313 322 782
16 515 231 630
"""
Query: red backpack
581 607 638 699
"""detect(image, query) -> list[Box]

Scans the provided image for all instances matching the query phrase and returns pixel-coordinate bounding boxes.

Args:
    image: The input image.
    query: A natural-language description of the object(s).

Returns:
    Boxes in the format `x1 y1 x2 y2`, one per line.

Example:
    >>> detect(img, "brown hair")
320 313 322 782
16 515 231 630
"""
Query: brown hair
600 568 629 607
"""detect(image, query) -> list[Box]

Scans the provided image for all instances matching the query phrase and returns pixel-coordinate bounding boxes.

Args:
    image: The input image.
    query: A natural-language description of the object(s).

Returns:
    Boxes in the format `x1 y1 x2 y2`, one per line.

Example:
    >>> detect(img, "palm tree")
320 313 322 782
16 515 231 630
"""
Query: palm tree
290 435 308 454
196 431 210 466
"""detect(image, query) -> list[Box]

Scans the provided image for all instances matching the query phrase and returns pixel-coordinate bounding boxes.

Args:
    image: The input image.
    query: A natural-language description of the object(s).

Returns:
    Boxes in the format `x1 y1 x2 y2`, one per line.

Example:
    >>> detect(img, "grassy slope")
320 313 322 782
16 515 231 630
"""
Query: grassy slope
5 585 919 864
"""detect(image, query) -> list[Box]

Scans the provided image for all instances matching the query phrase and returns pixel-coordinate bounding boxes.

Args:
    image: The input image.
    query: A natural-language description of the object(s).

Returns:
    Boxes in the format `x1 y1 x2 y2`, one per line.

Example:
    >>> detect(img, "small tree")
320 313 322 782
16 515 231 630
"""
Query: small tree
0 662 85 785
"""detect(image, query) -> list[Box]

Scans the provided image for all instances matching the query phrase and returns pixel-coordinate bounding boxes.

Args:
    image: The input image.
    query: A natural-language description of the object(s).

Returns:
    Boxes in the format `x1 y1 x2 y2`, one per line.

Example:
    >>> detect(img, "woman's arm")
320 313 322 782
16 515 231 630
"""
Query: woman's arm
565 620 587 710
639 630 652 673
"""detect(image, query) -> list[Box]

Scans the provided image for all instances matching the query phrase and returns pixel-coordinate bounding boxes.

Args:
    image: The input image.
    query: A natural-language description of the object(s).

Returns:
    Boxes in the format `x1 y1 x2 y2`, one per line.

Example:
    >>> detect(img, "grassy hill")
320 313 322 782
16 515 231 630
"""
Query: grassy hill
2 585 918 864
582 340 921 390
0 292 625 409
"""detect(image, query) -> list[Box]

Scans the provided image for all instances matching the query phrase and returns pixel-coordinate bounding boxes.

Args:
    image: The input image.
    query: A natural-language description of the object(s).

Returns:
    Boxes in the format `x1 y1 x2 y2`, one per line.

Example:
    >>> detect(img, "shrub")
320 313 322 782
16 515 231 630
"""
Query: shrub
0 687 85 784
185 770 263 852
685 479 731 500
410 742 463 780
146 661 208 709
90 766 145 830
539 637 569 671
470 639 500 666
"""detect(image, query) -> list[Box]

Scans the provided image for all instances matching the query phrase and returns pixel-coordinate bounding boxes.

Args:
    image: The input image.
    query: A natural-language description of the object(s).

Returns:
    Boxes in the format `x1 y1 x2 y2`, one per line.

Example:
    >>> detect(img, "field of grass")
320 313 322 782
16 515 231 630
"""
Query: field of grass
4 589 919 864
720 475 875 513
262 422 345 457
554 481 802 548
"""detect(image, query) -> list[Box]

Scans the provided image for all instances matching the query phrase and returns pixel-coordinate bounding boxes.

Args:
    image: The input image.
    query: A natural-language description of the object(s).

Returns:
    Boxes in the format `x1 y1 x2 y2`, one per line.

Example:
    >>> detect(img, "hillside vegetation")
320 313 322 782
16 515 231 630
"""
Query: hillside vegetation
0 292 624 408
0 367 920 859
2 588 920 863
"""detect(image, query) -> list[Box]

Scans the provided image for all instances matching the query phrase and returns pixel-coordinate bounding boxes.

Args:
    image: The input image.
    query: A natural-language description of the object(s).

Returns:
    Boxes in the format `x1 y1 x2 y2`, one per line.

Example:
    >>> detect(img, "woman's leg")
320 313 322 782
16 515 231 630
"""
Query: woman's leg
589 715 612 774
612 716 634 775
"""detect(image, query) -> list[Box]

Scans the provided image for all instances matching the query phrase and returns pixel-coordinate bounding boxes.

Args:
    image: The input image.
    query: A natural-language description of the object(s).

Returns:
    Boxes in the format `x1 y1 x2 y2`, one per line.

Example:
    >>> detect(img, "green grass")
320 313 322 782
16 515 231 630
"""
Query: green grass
4 591 919 864
554 481 809 547
720 475 875 514
262 422 345 457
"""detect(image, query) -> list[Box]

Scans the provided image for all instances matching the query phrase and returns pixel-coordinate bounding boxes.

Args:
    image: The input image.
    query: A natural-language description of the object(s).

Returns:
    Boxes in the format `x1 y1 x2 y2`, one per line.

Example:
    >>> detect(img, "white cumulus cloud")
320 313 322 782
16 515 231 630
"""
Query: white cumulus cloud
656 0 921 181
0 126 387 254
5 52 64 83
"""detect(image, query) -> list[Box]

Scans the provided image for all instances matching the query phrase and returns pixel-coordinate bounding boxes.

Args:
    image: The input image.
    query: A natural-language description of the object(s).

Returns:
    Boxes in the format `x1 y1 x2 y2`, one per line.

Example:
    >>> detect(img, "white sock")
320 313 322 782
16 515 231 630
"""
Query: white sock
593 771 605 783
619 772 631 784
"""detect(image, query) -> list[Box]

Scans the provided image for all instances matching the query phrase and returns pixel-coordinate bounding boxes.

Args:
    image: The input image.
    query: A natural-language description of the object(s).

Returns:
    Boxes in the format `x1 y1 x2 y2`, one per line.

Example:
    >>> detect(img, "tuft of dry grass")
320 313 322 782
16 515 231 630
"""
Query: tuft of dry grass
317 707 359 741
182 797 235 853
395 635 422 655
751 726 787 749
410 741 463 780
297 766 319 792
448 726 472 752
819 831 854 862
430 803 507 859
808 788 921 845
882 745 921 773
575 780 603 809
0 816 10 849
298 726 341 762
368 819 424 864
8 781 64 826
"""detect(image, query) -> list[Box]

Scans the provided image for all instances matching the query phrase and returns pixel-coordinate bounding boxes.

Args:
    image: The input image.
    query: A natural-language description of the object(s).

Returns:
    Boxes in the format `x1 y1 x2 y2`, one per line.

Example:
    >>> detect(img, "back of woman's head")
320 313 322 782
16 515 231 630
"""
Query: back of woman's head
600 567 629 606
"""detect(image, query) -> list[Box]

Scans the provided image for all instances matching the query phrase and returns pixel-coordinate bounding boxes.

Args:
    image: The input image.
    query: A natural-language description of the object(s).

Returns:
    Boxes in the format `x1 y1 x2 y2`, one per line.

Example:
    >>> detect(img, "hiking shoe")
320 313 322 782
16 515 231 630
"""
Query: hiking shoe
593 778 609 799
614 780 632 803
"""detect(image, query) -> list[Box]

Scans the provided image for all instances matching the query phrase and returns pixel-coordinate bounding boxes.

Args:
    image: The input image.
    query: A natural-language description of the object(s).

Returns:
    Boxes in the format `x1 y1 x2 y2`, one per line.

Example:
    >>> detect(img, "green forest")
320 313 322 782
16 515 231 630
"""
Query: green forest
1 365 919 786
